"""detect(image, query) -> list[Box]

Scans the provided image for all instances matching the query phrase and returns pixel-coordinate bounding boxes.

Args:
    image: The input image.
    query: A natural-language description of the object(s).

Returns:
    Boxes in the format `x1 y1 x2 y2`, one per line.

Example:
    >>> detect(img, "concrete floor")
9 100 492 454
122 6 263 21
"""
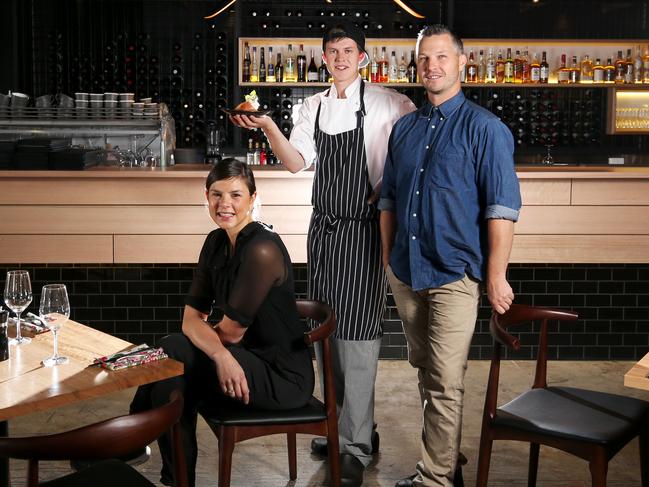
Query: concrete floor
8 360 647 486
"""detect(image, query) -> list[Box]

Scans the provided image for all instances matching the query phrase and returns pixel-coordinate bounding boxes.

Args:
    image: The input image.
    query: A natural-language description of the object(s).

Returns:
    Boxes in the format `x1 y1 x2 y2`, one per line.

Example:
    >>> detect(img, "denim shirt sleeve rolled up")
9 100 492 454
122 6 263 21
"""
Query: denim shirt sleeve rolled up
378 91 521 291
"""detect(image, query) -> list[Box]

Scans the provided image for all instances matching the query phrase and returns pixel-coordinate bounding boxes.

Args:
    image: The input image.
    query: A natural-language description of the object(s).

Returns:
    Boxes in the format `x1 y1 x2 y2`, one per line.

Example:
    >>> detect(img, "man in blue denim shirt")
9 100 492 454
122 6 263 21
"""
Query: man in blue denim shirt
379 25 521 487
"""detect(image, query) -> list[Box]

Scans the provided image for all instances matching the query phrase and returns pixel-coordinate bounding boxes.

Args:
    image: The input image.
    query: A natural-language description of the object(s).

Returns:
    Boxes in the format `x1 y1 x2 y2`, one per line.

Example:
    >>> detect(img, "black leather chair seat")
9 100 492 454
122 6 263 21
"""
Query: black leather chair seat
41 459 155 487
201 396 327 427
495 386 649 445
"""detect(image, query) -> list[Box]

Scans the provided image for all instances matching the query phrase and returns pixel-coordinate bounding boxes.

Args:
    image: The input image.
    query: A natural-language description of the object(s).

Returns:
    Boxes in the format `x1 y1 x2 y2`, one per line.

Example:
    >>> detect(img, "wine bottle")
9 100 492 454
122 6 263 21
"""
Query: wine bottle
297 44 307 82
275 52 284 82
307 49 318 82
242 42 251 82
285 44 296 82
259 47 266 82
267 47 276 82
318 52 329 82
250 47 259 82
407 50 417 83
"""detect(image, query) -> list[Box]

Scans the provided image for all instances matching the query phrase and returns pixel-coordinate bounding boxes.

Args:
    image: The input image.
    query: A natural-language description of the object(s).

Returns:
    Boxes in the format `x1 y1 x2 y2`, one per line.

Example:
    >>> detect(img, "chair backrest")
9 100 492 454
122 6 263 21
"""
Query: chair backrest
295 299 336 419
0 390 187 487
483 304 578 420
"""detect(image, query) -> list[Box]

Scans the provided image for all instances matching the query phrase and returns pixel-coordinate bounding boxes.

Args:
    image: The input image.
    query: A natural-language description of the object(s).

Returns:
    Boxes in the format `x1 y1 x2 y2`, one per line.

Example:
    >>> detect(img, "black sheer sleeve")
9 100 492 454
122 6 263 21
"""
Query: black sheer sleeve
224 237 287 326
185 231 219 314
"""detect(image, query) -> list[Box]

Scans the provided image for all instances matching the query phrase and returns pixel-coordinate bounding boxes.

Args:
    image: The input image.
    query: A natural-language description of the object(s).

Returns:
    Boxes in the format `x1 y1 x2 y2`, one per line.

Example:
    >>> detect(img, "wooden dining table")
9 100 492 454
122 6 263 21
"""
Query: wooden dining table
624 350 649 391
0 319 183 486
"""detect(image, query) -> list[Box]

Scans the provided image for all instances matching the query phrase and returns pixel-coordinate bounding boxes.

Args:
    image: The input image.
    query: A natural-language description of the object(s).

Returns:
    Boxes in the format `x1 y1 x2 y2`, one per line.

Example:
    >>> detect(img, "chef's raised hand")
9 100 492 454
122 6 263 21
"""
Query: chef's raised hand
229 113 273 131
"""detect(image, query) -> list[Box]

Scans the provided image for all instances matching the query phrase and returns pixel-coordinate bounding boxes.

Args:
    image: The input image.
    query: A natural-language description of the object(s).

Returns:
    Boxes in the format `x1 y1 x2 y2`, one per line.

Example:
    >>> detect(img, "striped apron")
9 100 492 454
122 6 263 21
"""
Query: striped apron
307 80 386 341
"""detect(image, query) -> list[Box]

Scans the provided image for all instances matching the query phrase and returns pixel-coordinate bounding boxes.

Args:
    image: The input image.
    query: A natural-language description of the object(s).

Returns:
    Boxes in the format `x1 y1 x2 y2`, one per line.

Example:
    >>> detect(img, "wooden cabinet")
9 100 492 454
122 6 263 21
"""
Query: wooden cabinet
1 166 649 265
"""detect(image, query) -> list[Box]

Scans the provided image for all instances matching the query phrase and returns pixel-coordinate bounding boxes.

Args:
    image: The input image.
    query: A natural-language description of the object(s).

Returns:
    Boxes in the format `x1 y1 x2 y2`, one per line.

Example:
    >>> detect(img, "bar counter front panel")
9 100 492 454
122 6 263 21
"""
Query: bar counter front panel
1 166 648 361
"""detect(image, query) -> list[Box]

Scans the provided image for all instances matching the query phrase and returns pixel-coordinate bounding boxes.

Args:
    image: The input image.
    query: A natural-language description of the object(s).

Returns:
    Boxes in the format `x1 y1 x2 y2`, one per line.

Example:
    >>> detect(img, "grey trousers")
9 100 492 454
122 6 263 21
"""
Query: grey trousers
315 336 382 467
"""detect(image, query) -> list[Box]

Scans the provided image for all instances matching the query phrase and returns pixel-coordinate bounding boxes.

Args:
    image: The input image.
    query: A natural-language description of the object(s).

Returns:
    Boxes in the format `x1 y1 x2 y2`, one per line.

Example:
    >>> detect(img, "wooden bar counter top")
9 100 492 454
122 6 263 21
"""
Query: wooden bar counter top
1 164 649 264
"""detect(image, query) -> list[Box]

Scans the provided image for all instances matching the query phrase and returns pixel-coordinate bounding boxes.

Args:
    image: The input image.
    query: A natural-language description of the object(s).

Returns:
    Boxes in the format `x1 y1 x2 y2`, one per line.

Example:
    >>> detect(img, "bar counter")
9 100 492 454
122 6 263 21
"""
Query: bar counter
1 164 648 264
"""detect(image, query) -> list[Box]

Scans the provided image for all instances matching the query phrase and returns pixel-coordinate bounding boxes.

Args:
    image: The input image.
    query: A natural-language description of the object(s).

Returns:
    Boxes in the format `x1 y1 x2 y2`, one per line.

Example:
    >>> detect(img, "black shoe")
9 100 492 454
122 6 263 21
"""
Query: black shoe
395 473 417 487
395 453 467 487
311 428 380 456
70 446 151 472
340 453 364 487
394 468 464 487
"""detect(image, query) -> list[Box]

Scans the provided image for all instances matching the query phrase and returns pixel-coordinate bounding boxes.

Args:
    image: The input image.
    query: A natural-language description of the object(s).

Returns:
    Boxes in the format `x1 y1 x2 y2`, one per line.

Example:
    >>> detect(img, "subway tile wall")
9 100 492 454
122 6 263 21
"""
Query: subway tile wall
1 263 647 361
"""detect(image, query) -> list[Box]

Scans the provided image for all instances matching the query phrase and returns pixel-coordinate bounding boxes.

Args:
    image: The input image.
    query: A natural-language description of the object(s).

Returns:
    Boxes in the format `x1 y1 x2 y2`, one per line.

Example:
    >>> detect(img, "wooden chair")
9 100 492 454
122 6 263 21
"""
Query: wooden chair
476 304 649 487
199 299 340 487
0 391 187 487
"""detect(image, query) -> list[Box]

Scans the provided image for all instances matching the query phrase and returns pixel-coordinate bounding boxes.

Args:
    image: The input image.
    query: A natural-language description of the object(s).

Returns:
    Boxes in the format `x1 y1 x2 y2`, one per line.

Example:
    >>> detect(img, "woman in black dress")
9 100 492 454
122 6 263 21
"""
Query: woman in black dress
131 158 314 486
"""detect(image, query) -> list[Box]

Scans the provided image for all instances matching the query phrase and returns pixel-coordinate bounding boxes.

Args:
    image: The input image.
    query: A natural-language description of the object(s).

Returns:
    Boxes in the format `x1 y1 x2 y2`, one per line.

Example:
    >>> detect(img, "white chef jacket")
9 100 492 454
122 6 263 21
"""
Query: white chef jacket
289 75 416 190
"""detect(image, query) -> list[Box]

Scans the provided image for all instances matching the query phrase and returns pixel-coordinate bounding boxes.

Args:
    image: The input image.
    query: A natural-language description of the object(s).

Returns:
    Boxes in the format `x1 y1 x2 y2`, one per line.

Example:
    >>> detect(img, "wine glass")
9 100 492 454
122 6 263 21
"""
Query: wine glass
542 144 554 165
39 284 70 366
4 270 32 345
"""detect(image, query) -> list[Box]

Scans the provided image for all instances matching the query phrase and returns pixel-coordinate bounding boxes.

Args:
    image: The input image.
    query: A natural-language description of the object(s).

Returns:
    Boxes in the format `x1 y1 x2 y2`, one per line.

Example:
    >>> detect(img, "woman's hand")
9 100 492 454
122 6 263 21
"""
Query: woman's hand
212 349 250 404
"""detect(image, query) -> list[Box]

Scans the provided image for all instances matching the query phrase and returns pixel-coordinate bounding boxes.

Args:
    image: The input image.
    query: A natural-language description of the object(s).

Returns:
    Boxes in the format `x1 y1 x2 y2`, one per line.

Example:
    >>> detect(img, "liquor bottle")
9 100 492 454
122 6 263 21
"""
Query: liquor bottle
297 44 307 82
359 59 369 81
522 50 531 83
259 47 266 82
592 58 604 83
624 48 634 83
558 54 570 84
246 138 255 165
495 50 505 83
388 50 398 82
407 49 417 83
604 57 616 83
307 49 319 82
614 50 625 83
485 48 496 83
260 143 267 165
580 54 593 83
250 47 259 82
275 52 284 82
504 48 514 83
253 142 261 165
634 46 643 83
530 52 541 83
569 55 580 83
398 52 407 82
318 53 329 82
267 47 276 82
478 49 486 83
643 46 649 83
513 50 523 83
466 49 478 83
378 47 389 83
285 44 296 82
370 47 379 83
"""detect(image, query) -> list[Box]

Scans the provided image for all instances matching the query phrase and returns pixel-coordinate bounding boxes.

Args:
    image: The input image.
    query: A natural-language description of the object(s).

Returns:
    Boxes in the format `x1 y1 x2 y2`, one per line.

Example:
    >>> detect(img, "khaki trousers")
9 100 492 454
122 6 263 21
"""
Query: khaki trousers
386 266 480 487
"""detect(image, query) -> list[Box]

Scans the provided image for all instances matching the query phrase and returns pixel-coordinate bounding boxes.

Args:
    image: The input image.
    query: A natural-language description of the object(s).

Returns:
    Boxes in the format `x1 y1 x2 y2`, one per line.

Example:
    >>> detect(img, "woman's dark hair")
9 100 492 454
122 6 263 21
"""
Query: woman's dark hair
205 158 256 195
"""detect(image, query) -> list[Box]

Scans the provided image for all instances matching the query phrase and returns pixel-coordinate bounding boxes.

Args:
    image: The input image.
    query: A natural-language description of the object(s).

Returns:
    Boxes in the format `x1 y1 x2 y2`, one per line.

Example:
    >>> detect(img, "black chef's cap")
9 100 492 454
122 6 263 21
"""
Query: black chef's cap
322 22 370 68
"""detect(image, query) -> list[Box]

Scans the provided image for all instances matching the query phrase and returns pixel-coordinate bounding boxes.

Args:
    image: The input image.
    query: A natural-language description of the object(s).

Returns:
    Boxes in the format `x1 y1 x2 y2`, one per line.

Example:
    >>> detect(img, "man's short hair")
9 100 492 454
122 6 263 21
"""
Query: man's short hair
416 24 464 55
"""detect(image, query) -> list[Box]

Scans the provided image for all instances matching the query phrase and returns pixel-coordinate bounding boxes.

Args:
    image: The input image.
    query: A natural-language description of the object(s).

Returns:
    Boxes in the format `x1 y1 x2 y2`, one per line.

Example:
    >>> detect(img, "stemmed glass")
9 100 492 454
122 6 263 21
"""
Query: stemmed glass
4 270 33 345
542 145 554 165
39 284 70 366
